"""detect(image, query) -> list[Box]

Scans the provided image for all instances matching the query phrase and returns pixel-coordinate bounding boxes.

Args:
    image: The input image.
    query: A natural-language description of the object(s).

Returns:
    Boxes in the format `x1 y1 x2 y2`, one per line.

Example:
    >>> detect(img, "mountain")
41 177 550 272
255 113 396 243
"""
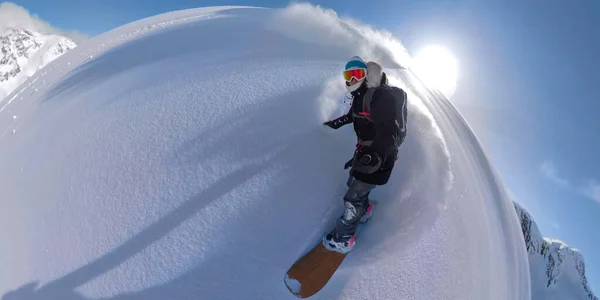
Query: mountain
0 27 76 102
0 4 530 299
514 202 598 300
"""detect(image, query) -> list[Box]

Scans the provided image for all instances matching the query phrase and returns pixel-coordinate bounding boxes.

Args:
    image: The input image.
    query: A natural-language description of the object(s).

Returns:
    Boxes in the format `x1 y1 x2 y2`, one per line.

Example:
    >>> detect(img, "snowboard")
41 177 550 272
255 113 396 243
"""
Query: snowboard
283 201 376 298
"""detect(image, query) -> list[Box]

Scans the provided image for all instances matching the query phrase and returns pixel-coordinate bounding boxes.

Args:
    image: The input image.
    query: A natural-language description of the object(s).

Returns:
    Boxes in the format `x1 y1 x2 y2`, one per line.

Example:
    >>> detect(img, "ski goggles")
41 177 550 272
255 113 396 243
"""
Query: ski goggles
343 68 366 82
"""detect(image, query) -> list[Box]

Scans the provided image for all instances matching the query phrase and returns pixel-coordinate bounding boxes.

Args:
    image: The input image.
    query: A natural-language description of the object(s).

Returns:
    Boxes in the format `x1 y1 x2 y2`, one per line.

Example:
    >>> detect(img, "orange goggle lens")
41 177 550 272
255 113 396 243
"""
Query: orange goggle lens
343 69 366 82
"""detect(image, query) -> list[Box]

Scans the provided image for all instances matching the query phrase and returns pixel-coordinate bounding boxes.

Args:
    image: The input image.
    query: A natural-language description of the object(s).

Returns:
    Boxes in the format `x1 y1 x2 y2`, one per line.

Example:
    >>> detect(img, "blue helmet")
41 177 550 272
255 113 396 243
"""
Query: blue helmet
344 56 367 92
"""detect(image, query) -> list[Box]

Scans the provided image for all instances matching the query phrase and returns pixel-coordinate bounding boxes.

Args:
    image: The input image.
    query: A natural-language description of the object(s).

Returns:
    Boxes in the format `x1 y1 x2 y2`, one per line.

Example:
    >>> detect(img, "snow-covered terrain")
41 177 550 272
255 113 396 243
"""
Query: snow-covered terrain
514 203 598 300
0 27 76 102
0 4 530 299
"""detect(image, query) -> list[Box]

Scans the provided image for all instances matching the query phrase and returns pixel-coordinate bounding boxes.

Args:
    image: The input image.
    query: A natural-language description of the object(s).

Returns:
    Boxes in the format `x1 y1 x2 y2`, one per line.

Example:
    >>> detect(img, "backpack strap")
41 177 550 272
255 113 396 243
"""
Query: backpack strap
352 87 378 122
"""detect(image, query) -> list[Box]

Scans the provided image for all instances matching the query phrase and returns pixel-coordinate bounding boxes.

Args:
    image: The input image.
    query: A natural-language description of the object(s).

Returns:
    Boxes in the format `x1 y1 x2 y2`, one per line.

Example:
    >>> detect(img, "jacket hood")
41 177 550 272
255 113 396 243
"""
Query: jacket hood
366 61 383 88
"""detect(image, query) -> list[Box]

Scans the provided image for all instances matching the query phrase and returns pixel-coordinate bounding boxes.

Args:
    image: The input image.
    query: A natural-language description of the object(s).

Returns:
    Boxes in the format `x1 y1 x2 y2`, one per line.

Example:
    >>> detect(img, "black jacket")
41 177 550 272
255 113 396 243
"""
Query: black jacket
332 74 407 185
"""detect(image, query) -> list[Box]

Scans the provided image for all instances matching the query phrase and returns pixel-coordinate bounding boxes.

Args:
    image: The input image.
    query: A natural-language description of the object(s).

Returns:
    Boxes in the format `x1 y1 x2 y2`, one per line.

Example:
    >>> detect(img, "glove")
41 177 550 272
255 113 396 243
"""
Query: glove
323 114 351 130
351 146 382 174
323 120 341 129
344 158 353 169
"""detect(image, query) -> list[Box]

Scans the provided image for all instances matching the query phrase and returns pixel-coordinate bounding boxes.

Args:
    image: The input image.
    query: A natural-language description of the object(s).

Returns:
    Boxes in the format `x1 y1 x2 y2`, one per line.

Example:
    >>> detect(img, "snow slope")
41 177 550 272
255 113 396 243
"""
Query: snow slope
0 27 76 102
514 203 598 300
0 4 530 299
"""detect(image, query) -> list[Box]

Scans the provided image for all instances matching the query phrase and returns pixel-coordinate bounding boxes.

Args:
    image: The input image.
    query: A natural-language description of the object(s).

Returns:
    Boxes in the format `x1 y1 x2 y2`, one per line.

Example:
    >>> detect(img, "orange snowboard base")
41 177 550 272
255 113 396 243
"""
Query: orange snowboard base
284 241 347 298
284 201 377 298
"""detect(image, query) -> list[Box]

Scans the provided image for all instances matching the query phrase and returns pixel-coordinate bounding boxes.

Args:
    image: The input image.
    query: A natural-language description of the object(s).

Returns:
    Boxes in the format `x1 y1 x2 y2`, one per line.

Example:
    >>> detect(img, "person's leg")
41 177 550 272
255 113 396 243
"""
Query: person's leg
360 190 374 224
334 176 376 239
323 177 376 253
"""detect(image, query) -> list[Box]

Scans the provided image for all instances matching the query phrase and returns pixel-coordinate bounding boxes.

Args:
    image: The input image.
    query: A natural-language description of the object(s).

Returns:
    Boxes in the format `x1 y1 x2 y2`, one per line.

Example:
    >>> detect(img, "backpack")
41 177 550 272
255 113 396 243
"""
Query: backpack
353 85 408 147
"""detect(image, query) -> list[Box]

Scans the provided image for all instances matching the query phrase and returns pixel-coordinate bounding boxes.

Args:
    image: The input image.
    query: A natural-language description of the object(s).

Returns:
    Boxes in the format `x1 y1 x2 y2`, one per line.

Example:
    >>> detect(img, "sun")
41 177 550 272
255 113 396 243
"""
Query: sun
412 44 459 98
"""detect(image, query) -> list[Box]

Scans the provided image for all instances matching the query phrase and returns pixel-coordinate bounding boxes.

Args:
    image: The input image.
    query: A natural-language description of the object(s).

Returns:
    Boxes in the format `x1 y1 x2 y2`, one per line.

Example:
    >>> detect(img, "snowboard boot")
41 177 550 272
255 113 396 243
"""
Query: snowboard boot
338 201 374 224
323 232 356 254
359 202 374 224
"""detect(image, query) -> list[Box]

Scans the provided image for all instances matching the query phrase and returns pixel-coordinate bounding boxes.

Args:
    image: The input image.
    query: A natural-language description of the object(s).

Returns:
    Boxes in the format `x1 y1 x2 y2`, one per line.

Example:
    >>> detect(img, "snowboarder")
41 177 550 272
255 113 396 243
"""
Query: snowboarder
322 56 408 253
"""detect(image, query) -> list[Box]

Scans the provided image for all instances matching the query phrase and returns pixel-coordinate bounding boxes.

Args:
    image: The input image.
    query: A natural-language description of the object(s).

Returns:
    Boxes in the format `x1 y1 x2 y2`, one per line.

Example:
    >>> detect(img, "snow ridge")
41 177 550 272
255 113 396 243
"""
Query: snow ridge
0 5 530 300
0 27 76 102
514 202 597 300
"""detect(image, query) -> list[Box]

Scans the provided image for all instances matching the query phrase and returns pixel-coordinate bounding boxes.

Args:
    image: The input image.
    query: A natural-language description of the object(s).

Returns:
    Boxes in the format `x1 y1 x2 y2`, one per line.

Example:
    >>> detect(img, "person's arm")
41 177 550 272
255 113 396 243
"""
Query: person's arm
323 106 353 129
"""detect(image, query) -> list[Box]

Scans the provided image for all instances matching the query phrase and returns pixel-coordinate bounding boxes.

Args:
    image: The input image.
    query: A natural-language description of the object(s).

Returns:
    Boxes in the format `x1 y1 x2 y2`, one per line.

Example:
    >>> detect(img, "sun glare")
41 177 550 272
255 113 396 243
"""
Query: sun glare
412 44 459 98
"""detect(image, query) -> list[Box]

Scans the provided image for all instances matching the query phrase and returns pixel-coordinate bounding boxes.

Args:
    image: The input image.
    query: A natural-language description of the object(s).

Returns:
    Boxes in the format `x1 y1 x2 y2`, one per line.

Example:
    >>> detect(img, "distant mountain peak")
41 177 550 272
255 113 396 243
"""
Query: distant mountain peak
0 26 76 100
513 202 597 300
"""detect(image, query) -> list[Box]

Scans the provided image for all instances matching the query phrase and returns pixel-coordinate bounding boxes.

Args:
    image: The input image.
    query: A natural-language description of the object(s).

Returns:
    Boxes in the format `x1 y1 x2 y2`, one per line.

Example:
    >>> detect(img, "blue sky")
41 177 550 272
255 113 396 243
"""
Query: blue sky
7 0 600 290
